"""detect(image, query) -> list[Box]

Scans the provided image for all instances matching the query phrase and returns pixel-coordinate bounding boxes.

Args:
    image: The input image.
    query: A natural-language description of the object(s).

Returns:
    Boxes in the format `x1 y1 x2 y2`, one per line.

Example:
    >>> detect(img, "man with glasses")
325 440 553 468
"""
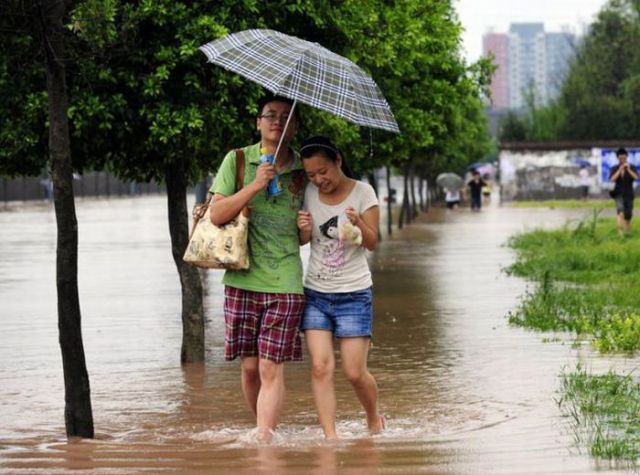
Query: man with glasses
209 95 306 442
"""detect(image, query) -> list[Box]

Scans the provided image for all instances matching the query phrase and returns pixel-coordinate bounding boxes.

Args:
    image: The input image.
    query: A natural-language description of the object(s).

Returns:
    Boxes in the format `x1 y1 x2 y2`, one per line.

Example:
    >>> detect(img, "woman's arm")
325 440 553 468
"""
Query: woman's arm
297 210 313 245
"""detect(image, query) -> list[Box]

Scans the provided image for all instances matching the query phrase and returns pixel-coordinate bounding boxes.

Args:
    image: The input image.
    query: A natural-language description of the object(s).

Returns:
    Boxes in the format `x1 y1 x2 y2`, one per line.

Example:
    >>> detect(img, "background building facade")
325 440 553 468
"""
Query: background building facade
483 23 576 111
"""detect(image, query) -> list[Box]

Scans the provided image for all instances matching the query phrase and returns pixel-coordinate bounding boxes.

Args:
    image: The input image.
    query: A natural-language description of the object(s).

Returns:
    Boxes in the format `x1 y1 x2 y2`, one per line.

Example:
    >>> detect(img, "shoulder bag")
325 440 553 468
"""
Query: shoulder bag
183 149 250 269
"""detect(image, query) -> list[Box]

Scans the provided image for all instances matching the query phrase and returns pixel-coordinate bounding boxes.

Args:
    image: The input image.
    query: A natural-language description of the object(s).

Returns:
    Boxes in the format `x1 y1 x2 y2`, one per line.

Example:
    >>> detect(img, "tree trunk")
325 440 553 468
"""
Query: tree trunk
409 165 418 220
424 177 430 212
165 160 205 364
398 167 410 229
386 165 393 236
39 0 94 438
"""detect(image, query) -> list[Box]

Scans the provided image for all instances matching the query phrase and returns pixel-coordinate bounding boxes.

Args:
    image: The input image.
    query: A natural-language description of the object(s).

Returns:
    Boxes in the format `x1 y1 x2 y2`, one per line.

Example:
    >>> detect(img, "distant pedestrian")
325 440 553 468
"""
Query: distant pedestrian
481 173 492 204
609 147 638 235
578 165 590 201
444 187 460 210
467 170 487 212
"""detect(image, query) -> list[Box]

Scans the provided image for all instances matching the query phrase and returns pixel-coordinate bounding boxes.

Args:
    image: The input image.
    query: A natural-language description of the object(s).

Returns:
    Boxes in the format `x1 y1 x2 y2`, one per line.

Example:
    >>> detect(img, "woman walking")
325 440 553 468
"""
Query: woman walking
296 136 384 439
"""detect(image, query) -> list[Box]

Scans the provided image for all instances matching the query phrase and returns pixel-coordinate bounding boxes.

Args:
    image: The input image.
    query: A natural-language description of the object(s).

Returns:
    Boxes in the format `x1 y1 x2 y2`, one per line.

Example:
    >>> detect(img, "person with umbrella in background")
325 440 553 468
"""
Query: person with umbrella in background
209 94 307 442
578 164 591 201
444 187 461 210
467 170 487 212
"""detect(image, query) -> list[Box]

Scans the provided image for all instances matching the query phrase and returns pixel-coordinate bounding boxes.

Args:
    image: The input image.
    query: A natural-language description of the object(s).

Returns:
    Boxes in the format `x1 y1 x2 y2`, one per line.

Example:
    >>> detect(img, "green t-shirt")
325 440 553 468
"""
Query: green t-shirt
210 142 306 294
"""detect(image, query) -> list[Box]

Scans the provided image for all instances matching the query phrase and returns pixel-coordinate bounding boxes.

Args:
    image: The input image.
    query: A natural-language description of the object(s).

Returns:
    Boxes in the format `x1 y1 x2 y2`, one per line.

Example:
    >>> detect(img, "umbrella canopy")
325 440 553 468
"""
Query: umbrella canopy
436 173 464 190
468 162 496 178
199 29 399 134
572 158 592 168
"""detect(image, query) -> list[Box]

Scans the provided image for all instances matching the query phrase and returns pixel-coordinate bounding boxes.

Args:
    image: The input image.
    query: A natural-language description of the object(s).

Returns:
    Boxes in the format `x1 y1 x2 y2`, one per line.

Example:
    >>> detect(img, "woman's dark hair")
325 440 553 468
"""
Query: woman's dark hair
299 135 355 179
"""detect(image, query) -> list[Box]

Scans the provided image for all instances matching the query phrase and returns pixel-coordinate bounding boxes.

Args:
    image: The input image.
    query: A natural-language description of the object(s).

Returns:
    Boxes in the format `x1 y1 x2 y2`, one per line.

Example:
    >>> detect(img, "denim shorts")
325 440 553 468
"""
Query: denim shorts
301 287 373 338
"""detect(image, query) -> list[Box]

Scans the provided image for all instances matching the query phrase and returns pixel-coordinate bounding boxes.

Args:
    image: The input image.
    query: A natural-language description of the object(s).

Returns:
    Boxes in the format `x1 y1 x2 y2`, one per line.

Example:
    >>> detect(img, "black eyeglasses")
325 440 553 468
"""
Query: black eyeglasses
259 112 292 123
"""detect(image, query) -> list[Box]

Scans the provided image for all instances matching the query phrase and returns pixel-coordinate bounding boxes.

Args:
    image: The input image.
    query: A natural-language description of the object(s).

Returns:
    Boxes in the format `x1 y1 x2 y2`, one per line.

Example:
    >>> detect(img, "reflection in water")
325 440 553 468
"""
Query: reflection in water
0 196 628 473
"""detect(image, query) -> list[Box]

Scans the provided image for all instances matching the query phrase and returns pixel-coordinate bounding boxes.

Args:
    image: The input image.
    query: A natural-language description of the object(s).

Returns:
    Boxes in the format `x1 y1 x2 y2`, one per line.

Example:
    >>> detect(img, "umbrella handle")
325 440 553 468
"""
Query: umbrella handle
274 99 297 161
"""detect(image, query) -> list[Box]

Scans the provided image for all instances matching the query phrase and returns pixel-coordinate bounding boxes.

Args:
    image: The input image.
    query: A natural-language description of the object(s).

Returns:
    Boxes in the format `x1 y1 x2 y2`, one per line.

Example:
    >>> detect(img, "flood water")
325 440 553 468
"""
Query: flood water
0 195 632 474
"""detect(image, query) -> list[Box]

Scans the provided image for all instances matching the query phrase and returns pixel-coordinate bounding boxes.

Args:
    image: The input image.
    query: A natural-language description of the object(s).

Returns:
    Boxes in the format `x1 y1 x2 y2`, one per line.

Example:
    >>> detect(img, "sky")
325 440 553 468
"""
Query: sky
455 0 610 62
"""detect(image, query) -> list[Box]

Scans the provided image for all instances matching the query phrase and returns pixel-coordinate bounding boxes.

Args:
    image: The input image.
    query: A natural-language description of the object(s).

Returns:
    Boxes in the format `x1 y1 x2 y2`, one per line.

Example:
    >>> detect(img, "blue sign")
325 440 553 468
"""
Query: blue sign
600 148 640 186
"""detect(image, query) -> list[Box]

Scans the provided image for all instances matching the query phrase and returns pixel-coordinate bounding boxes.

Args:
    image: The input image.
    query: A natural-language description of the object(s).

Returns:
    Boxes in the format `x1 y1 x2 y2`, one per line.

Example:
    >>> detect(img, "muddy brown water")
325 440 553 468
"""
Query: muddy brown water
0 196 632 474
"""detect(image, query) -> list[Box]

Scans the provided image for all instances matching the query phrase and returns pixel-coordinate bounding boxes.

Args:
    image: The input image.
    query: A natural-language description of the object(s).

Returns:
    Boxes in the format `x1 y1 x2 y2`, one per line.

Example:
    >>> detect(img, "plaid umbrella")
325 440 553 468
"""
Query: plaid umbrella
199 29 400 134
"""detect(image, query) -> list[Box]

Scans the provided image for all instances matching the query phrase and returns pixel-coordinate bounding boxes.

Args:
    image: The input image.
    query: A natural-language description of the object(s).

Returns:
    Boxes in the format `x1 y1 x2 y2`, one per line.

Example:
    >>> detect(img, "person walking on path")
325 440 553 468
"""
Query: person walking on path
209 94 307 442
467 170 487 212
609 147 638 236
296 136 384 440
444 187 461 210
579 165 590 201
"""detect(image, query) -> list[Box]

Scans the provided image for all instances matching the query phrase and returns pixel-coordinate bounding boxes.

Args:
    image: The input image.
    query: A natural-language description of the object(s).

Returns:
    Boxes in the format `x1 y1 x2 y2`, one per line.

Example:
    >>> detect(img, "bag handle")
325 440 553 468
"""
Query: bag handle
234 148 245 193
190 148 247 237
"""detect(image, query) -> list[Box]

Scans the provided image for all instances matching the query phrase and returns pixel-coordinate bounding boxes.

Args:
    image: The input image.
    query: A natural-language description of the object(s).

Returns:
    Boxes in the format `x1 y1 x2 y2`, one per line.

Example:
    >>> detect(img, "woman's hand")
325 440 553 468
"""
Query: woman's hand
297 210 313 232
297 210 313 245
344 206 360 225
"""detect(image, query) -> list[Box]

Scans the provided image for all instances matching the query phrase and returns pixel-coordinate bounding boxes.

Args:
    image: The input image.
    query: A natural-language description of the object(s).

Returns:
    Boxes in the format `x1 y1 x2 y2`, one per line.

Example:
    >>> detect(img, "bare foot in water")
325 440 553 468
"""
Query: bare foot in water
256 428 274 444
368 414 386 434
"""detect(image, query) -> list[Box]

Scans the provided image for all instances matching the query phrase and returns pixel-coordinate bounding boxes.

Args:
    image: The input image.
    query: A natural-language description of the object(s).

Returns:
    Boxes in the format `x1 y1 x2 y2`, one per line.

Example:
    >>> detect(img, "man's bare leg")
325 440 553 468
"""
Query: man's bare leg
256 358 285 442
241 357 260 417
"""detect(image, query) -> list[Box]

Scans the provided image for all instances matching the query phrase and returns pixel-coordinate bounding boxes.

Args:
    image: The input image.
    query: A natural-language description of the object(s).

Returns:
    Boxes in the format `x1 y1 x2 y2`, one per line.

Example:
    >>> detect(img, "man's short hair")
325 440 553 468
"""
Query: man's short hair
616 147 628 157
257 94 293 113
256 94 300 123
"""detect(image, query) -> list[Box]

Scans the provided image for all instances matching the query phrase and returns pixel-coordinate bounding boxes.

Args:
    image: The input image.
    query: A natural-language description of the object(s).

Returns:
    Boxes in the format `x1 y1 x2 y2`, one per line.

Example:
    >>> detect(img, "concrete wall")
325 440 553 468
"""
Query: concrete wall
1 171 164 203
499 148 600 201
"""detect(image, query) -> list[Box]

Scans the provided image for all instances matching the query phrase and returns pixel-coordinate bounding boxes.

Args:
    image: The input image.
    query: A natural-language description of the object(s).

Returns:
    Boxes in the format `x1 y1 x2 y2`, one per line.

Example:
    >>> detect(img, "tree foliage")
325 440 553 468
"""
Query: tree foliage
1 0 492 181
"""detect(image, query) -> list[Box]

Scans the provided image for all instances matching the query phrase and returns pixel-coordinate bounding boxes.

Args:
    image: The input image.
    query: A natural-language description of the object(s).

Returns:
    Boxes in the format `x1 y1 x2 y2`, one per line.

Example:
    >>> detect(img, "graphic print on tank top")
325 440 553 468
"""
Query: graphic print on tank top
316 215 345 281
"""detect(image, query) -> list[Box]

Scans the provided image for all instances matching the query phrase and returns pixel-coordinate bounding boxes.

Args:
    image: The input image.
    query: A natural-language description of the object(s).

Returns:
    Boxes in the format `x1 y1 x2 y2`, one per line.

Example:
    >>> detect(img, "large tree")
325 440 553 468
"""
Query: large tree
1 0 94 437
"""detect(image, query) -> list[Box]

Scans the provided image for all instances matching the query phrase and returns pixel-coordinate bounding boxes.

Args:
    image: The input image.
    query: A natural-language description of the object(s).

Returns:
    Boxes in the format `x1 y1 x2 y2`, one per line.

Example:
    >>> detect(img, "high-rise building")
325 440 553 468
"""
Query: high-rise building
508 23 546 109
482 33 509 109
483 23 577 111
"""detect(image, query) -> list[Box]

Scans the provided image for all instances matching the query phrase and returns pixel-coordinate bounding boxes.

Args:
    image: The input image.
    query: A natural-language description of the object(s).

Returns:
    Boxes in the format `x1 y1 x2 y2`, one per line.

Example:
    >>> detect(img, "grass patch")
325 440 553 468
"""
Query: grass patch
511 199 614 209
559 366 640 463
506 213 640 353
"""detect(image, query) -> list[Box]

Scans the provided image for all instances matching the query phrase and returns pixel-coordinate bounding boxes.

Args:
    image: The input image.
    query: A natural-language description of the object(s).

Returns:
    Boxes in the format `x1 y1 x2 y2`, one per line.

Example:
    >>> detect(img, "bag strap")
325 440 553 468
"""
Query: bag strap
235 148 245 192
235 148 250 218
190 148 247 238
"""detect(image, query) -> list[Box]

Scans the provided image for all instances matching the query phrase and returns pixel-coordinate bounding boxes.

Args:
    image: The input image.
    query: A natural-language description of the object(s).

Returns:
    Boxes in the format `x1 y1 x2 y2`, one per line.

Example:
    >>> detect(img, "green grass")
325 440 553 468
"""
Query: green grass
506 213 640 353
510 215 640 463
511 199 614 209
559 366 640 462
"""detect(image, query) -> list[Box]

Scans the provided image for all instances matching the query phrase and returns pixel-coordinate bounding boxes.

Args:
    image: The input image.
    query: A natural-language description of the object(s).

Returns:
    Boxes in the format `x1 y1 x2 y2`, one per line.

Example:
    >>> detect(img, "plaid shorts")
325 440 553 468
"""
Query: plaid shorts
223 286 304 363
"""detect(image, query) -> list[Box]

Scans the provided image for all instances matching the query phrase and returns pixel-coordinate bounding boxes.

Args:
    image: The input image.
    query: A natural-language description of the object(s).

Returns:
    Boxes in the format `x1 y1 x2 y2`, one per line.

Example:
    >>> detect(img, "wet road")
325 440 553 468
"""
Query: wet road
0 195 630 474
